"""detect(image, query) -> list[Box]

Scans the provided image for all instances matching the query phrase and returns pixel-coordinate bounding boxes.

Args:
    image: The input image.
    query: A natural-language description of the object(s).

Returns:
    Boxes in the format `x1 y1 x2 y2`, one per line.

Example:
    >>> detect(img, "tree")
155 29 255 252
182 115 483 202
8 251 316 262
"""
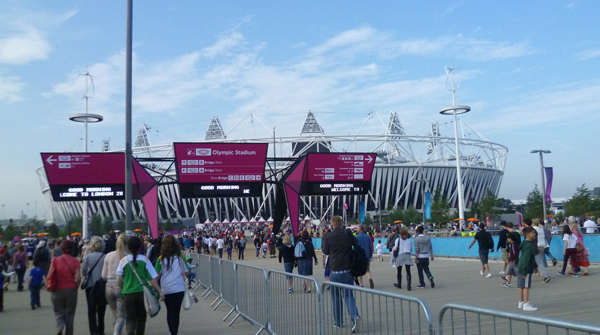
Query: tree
115 218 126 232
479 189 502 221
469 201 480 220
102 216 114 234
65 215 82 235
564 184 592 218
524 185 543 220
90 214 103 236
384 206 405 225
430 190 451 226
47 223 59 238
163 219 173 232
404 206 421 225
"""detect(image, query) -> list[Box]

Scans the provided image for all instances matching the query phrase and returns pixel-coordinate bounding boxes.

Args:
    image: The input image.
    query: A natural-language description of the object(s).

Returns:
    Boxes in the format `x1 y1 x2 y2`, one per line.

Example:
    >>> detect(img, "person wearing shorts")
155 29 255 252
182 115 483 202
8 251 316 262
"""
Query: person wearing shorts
468 224 494 278
517 227 538 311
497 221 509 275
501 232 520 288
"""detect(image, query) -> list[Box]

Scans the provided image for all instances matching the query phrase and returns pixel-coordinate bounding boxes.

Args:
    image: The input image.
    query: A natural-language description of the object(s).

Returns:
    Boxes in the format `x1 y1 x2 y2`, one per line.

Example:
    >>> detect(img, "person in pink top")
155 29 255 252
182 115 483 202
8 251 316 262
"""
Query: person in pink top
48 240 81 335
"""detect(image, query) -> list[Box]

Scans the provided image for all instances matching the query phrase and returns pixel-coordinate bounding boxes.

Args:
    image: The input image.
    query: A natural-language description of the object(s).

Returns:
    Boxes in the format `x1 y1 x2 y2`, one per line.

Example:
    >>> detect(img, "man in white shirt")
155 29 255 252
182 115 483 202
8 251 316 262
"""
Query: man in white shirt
583 217 596 234
216 236 225 258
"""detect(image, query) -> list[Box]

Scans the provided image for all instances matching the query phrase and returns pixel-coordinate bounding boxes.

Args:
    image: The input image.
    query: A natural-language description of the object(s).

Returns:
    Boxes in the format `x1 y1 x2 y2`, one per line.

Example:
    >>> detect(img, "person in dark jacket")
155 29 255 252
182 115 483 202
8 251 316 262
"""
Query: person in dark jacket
278 235 296 293
296 230 318 293
517 227 538 311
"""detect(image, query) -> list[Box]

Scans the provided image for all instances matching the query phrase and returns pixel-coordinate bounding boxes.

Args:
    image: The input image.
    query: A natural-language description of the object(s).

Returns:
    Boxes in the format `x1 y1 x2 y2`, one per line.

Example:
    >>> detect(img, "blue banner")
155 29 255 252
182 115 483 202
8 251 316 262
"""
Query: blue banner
425 192 431 220
359 201 365 223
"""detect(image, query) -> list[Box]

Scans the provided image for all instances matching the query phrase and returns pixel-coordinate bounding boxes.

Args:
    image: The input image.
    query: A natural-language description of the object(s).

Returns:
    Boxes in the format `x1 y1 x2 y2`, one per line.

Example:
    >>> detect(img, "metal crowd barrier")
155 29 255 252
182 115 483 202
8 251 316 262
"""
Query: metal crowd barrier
196 254 212 298
267 269 324 335
437 303 600 335
209 257 222 308
232 263 270 334
321 281 434 335
220 259 237 320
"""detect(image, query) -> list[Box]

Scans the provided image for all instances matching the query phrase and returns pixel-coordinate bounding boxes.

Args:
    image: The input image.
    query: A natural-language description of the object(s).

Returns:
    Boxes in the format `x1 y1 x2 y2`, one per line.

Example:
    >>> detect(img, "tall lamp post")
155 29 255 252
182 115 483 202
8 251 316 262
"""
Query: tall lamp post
415 179 429 225
439 105 470 229
70 73 103 238
531 150 551 222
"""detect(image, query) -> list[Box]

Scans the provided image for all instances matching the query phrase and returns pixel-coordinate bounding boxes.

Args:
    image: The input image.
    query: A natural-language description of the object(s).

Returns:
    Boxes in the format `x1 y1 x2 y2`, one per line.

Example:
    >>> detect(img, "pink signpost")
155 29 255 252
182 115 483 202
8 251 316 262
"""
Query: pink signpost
173 142 268 198
41 153 159 237
282 153 376 235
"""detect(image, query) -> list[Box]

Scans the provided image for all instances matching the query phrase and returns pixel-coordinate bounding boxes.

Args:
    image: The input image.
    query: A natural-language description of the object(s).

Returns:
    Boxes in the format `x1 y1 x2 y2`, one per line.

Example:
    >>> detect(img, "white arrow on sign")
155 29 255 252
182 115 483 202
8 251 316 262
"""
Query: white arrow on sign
366 155 373 164
46 155 57 165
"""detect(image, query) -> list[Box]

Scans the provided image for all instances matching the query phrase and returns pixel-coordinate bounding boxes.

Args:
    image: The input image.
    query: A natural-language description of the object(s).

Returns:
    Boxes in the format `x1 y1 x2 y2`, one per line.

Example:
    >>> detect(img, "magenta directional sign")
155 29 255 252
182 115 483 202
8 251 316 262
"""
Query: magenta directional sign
304 153 376 195
173 142 269 197
41 153 153 201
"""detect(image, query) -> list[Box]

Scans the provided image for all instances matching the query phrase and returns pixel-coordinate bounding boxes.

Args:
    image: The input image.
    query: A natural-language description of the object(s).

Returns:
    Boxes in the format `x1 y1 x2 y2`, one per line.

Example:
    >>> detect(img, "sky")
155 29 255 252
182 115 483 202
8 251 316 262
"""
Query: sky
1 1 599 220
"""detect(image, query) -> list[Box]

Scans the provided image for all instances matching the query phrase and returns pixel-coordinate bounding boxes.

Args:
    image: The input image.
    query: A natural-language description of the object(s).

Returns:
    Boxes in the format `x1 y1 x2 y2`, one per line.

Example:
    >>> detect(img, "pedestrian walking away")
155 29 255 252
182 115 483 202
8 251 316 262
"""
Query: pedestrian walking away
81 236 108 335
391 228 413 291
102 233 129 335
322 215 361 333
355 225 375 289
414 226 435 289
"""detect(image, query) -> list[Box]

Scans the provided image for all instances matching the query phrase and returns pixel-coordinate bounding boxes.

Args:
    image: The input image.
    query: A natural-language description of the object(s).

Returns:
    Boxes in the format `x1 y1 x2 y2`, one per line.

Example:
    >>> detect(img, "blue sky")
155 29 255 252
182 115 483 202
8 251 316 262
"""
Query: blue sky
1 1 599 220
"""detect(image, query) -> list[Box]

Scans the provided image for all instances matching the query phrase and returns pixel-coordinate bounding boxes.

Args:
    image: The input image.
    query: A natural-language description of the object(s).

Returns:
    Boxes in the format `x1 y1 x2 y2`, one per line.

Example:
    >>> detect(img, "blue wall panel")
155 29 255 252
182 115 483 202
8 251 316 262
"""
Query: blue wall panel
311 235 599 262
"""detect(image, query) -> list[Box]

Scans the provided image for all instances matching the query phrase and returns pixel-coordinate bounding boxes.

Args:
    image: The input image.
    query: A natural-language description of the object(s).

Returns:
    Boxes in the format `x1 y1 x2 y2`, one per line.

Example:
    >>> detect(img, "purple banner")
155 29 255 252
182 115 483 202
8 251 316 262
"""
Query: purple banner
545 167 553 204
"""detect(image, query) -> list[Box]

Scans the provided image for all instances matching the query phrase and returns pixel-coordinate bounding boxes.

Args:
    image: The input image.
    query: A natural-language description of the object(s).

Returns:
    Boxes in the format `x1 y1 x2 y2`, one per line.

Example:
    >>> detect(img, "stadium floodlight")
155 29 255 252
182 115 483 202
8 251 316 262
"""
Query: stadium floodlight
439 105 470 228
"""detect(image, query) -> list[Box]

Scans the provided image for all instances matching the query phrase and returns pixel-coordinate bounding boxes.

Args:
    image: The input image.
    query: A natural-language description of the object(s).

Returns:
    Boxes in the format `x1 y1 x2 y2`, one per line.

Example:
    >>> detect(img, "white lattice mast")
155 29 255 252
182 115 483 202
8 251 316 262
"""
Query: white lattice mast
387 112 406 135
135 124 152 147
300 110 324 135
205 116 226 140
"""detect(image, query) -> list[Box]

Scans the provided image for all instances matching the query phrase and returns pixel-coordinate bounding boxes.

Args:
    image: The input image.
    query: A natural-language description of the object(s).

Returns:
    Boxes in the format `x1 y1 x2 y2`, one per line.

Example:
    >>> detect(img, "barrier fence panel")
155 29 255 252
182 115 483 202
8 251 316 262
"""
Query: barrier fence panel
438 303 600 335
234 263 270 334
266 269 323 335
196 254 212 298
322 281 434 335
210 257 223 309
220 259 237 321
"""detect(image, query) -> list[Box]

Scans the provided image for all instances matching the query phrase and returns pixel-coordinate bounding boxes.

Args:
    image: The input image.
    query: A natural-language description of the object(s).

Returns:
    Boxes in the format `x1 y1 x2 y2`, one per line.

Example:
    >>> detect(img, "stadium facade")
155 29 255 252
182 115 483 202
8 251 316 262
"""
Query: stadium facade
37 111 508 225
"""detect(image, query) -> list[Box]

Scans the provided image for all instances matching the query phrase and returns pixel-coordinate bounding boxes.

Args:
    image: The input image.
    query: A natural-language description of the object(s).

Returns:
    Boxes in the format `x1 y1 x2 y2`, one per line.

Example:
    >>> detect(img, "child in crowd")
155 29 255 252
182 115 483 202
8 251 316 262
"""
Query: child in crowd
517 227 538 311
375 240 384 262
185 257 197 289
501 232 520 288
28 259 46 309
226 238 233 261
262 241 268 258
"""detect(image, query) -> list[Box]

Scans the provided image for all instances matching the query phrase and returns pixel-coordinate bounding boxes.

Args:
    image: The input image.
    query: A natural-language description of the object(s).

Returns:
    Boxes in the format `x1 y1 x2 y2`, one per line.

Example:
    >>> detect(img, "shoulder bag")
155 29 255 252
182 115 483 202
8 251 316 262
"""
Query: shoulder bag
47 255 75 292
81 254 104 290
180 258 197 310
128 261 161 318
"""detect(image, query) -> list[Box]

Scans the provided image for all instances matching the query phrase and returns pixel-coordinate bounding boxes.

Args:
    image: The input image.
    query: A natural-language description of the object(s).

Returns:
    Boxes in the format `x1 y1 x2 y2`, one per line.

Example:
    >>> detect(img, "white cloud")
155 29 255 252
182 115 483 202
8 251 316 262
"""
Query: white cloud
0 75 24 102
575 48 600 61
0 25 51 64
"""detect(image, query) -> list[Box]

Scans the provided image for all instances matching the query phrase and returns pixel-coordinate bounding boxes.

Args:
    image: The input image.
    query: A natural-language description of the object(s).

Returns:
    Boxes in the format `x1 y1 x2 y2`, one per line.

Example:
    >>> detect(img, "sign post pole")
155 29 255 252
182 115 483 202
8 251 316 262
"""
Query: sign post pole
124 0 134 236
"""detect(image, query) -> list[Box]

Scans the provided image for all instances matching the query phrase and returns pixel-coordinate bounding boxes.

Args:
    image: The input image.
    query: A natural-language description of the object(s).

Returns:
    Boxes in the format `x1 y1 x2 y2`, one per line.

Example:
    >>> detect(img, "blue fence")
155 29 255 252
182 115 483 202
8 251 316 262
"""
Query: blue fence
309 235 600 262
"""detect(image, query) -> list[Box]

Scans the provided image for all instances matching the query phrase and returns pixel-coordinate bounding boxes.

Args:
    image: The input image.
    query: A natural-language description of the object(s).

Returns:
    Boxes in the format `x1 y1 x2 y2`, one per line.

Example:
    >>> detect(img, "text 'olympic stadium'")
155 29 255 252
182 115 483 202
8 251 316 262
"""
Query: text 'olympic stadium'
37 111 508 225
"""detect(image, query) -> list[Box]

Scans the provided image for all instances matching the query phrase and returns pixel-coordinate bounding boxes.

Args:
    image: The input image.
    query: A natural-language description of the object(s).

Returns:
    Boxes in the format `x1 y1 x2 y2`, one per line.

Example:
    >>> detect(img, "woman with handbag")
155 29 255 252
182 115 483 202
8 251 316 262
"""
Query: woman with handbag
102 233 129 335
391 228 413 291
81 236 107 335
116 236 164 335
154 235 188 335
48 240 81 335
12 243 28 291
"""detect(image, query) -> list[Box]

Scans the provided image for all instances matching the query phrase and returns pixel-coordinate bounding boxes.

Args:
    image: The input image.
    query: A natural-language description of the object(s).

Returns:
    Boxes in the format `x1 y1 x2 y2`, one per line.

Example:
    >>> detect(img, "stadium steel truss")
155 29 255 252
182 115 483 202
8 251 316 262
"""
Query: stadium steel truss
37 111 508 225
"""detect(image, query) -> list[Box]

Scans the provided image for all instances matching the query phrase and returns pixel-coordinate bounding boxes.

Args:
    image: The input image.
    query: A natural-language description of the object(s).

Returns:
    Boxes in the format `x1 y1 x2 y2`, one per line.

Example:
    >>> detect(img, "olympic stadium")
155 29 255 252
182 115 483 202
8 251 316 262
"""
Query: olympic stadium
37 111 508 225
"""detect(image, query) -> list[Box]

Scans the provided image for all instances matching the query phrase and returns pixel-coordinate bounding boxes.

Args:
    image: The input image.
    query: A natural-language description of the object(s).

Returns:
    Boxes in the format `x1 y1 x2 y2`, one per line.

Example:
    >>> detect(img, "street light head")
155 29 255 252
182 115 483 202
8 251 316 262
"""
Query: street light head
543 150 551 154
69 113 104 123
530 150 538 153
439 105 471 115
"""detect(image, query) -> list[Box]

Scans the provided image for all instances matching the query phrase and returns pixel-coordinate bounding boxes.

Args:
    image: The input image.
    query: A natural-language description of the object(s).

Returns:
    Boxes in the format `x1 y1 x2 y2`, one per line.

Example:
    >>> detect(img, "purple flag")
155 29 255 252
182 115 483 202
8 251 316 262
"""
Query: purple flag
545 167 553 204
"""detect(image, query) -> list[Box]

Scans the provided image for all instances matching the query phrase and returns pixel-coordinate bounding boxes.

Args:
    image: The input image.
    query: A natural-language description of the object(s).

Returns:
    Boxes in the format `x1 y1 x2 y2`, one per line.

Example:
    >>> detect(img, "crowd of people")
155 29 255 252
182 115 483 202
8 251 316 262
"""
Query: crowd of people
0 213 596 333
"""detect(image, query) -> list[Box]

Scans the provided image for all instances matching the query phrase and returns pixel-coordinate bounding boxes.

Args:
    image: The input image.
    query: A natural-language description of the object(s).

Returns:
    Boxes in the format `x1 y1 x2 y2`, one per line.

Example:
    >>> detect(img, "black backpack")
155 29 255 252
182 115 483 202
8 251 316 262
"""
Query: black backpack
347 230 369 277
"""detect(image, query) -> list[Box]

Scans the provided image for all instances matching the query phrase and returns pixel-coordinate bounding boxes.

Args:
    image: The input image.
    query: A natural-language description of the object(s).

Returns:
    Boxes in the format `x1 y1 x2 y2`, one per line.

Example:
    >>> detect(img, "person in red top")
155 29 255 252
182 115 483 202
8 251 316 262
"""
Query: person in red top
48 240 81 335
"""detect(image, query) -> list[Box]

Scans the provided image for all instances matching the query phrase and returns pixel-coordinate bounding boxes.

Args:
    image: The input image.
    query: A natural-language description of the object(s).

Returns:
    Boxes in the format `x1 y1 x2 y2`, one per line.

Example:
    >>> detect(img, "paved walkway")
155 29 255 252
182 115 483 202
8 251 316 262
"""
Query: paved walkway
1 251 597 334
